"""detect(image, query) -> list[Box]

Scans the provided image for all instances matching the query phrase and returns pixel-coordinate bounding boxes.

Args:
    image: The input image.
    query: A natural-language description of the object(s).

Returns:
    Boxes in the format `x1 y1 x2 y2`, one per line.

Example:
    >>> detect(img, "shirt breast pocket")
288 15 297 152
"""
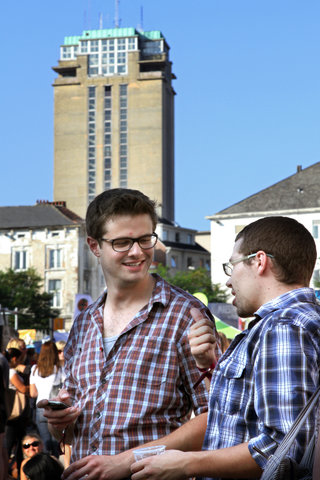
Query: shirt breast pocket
118 336 177 403
216 359 249 415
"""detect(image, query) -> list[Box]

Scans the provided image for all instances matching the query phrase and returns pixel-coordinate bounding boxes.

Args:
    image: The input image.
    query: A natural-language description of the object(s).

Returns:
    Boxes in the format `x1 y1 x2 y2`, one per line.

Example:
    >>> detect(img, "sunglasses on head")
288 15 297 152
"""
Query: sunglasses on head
22 441 40 449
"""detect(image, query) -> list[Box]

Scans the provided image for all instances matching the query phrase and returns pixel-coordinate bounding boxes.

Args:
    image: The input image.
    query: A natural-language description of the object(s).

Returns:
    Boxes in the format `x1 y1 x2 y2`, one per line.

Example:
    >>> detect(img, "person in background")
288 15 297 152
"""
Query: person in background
5 347 30 476
217 331 230 354
39 188 218 480
22 452 64 480
55 340 66 382
30 341 62 458
20 433 44 480
6 338 34 434
54 339 72 467
26 345 38 367
7 338 28 369
131 216 320 480
0 352 9 480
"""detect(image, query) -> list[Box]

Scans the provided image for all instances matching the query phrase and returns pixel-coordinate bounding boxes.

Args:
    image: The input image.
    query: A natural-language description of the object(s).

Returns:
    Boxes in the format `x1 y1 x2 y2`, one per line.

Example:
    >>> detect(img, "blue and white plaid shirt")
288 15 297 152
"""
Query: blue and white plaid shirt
201 288 320 480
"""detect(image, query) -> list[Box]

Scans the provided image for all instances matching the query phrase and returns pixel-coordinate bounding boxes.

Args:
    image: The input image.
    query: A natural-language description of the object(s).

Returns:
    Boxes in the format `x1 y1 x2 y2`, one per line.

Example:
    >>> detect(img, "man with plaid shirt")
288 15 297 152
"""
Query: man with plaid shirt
38 188 218 480
131 216 320 480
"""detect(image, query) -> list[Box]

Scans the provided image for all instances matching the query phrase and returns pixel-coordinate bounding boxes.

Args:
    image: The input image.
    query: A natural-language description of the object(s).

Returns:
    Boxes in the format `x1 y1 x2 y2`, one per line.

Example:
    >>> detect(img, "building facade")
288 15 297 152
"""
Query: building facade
155 220 211 274
0 203 103 331
207 163 320 292
53 27 175 221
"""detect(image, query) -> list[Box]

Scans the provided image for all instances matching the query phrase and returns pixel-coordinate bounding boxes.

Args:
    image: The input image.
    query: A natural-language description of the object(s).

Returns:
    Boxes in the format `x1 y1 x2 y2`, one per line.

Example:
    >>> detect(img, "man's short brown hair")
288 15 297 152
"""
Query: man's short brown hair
235 216 317 286
86 188 158 240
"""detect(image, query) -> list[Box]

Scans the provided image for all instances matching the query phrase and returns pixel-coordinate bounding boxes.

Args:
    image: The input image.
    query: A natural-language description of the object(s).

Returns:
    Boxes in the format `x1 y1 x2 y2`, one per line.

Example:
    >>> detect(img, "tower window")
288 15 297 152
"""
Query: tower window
88 86 96 203
119 84 128 188
104 86 112 190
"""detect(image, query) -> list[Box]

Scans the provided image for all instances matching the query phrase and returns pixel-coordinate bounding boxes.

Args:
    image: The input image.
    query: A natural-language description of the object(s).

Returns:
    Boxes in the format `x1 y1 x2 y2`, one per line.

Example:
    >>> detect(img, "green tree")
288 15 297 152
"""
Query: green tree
0 268 59 330
152 265 228 303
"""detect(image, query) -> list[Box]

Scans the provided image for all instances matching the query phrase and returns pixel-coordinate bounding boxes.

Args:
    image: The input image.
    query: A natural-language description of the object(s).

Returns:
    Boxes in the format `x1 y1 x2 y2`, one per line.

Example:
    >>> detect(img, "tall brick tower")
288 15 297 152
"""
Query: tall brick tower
53 27 175 221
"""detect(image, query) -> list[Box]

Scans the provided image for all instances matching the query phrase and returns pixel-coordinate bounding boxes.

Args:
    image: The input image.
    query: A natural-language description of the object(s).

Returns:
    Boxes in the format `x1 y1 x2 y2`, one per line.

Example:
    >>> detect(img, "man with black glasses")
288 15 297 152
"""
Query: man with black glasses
39 188 218 480
131 216 320 480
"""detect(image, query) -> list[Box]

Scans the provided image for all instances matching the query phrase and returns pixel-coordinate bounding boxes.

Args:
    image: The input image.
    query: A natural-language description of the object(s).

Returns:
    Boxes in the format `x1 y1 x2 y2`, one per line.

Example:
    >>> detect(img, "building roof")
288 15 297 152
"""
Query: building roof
163 240 209 253
210 162 320 218
63 28 163 46
0 203 84 229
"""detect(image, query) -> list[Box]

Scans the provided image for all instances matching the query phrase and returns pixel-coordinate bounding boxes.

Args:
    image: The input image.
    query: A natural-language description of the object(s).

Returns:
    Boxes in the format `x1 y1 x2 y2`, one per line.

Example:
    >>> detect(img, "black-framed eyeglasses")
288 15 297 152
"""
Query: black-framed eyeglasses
22 441 40 449
223 253 274 276
100 232 158 252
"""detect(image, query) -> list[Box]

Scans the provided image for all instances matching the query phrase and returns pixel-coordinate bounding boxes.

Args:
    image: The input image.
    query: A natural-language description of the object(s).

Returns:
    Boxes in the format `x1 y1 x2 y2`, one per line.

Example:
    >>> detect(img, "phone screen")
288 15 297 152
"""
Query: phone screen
47 400 69 410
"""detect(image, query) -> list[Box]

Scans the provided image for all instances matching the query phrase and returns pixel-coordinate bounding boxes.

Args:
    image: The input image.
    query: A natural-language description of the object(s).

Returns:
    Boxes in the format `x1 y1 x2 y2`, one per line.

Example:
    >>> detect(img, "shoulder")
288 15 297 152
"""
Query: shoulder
30 364 38 376
9 368 17 378
153 272 210 309
258 289 320 328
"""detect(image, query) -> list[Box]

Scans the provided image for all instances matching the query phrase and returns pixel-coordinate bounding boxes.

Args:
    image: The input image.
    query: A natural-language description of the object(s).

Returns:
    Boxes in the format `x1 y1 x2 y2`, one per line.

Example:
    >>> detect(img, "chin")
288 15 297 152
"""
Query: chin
237 308 254 318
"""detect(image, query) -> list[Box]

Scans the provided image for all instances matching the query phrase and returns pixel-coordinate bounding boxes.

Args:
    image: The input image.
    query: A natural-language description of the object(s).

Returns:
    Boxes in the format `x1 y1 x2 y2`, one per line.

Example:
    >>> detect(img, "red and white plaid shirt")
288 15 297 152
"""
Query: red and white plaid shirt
64 274 215 461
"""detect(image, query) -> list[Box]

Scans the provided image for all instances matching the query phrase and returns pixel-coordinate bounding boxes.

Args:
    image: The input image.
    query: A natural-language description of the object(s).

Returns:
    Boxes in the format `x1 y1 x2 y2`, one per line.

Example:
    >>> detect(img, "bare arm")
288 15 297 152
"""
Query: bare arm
29 383 38 398
10 372 29 395
131 443 262 480
61 413 208 480
20 459 28 480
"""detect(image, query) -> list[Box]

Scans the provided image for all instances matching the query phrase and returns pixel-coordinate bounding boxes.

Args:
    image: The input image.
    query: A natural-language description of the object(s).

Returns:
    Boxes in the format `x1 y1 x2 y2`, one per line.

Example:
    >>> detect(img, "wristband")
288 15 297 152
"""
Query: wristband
193 362 216 389
197 362 216 372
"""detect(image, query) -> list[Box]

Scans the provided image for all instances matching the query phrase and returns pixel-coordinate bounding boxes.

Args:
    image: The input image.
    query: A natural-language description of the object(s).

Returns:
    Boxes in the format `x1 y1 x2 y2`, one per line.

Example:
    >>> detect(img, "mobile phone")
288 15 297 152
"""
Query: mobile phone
47 400 69 410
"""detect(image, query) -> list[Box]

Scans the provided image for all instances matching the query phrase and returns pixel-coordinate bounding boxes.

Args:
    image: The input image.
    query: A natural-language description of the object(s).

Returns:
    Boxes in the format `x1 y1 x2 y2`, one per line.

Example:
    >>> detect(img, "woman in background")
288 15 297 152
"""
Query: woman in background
29 341 61 458
20 433 44 480
53 339 72 468
5 347 30 476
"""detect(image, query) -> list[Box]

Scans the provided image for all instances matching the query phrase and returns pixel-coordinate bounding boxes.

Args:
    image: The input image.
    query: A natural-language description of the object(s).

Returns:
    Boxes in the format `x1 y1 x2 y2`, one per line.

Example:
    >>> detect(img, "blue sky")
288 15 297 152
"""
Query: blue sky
1 0 319 230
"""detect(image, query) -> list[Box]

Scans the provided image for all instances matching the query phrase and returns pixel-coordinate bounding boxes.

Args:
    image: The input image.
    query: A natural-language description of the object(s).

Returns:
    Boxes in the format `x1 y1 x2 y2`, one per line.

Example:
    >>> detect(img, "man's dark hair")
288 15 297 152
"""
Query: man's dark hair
236 216 316 286
86 188 158 240
23 453 64 480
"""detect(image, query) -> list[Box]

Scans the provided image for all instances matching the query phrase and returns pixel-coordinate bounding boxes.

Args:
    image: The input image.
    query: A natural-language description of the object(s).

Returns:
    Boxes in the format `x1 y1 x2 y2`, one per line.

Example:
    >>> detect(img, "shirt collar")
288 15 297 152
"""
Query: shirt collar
255 287 316 320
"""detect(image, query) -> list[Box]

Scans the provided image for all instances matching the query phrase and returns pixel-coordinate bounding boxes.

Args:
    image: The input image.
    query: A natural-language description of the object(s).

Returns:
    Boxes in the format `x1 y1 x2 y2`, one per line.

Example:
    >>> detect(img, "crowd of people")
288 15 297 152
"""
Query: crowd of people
1 187 320 480
0 336 68 479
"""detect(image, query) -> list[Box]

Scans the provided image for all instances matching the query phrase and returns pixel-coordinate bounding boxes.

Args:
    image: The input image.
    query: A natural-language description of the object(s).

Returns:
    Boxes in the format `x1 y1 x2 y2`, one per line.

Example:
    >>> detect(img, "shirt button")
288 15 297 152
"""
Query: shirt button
91 445 97 452
96 412 101 418
101 378 107 385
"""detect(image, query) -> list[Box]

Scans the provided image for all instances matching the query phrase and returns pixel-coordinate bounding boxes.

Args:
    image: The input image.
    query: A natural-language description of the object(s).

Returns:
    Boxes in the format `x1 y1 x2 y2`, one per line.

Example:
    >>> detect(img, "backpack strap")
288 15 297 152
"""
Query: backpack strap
261 386 320 480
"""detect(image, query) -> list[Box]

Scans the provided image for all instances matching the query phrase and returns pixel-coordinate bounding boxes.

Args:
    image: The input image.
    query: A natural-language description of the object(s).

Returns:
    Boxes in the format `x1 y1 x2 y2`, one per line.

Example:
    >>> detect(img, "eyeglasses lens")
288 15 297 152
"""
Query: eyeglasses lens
113 234 157 252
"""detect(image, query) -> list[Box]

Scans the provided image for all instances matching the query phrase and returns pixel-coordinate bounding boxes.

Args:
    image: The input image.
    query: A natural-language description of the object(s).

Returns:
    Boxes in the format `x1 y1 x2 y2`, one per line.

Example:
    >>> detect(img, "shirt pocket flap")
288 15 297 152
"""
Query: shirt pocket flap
219 359 246 379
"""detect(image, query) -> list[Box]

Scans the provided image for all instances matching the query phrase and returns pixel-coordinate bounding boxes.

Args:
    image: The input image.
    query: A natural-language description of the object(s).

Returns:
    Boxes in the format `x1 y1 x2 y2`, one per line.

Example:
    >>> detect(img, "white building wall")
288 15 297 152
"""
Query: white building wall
210 210 320 296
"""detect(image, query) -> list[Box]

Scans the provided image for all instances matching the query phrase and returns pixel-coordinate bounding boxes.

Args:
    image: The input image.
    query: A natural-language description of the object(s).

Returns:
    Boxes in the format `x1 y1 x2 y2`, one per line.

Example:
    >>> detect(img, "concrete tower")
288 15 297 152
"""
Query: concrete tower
53 27 175 221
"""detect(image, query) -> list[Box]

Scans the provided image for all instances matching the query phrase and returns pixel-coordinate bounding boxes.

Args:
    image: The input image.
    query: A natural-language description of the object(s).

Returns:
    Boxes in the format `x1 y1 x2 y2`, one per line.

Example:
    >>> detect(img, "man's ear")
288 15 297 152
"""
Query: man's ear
87 237 101 257
255 251 269 275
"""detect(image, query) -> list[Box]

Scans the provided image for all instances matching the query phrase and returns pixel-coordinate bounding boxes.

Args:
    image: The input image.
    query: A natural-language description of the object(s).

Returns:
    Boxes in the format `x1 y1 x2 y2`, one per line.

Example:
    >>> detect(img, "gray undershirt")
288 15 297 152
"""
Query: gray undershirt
103 335 118 357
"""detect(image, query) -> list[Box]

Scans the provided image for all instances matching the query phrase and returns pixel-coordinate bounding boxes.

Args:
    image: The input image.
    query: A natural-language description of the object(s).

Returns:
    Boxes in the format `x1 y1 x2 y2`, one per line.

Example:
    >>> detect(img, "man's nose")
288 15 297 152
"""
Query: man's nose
129 241 143 254
226 277 232 288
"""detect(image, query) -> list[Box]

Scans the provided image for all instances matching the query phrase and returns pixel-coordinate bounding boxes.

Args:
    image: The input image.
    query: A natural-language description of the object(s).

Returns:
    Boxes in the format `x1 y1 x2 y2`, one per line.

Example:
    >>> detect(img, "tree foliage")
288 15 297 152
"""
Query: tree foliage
153 265 228 303
0 268 59 330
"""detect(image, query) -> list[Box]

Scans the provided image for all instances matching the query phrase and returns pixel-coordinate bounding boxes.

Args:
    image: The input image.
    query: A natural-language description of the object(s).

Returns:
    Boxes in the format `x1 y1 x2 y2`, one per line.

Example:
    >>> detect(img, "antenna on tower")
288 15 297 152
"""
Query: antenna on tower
99 12 103 29
114 0 121 28
87 0 92 29
140 6 144 31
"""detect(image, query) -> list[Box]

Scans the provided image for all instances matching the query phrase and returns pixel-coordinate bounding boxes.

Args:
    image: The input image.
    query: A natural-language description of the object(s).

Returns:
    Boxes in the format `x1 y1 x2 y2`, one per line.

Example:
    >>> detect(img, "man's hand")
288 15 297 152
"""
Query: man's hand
37 389 80 432
131 450 188 480
61 451 133 480
189 308 217 369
